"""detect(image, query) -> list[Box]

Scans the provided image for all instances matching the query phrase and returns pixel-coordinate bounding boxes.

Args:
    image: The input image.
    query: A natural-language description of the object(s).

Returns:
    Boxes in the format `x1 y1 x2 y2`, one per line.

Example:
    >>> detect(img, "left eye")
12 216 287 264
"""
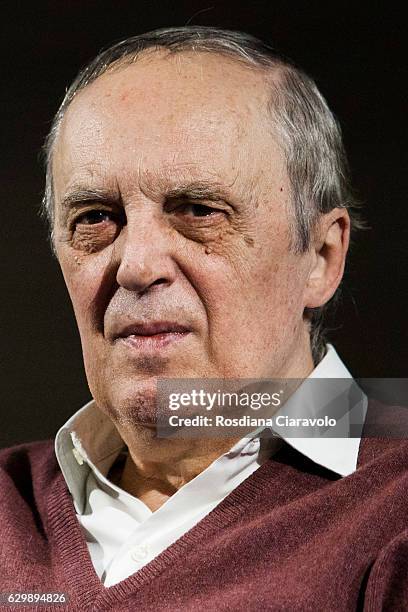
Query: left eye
76 210 115 225
179 203 220 217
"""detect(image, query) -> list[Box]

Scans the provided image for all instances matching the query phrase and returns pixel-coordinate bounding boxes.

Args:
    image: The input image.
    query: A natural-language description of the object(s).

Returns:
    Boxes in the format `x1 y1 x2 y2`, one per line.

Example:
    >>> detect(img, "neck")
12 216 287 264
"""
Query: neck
111 432 242 511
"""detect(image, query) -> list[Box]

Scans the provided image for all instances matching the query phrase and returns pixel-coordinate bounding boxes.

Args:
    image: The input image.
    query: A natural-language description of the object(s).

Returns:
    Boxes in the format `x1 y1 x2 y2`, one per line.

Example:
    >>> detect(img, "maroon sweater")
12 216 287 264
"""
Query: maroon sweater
1 407 408 611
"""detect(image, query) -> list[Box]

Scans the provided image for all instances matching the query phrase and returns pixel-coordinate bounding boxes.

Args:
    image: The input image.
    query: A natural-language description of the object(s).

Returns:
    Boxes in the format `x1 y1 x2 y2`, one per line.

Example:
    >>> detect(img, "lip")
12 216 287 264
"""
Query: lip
113 321 191 351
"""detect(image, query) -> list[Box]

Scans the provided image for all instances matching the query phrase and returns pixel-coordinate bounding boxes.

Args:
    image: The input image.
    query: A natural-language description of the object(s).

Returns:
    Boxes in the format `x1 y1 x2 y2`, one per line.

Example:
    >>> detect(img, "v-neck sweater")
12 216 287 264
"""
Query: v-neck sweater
2 404 408 611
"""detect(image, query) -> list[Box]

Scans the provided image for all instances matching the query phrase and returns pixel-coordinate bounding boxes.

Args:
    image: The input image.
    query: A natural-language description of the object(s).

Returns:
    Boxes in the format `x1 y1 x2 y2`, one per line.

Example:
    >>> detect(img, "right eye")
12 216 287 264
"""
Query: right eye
75 210 115 225
69 208 124 252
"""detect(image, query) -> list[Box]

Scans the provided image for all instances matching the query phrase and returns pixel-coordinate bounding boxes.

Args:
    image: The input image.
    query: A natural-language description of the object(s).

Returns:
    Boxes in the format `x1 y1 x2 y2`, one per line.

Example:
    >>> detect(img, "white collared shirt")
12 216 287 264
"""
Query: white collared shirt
55 344 366 587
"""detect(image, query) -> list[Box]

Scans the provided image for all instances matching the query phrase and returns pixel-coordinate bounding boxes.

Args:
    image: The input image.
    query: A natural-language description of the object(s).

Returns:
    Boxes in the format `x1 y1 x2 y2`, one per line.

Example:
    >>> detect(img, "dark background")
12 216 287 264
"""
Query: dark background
1 1 407 448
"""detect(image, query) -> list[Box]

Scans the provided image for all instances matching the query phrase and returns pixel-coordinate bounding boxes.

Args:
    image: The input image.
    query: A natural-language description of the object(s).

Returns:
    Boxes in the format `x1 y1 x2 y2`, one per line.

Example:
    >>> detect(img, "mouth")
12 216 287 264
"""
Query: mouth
114 322 191 351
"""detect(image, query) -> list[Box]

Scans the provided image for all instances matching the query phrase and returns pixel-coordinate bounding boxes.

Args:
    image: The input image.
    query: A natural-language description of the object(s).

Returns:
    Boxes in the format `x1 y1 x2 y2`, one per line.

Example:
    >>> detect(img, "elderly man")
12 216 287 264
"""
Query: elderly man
1 26 408 611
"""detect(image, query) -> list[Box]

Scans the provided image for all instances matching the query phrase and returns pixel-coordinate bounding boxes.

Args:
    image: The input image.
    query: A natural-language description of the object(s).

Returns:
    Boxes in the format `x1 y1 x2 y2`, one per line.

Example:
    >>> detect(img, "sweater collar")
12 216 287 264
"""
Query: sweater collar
55 344 366 512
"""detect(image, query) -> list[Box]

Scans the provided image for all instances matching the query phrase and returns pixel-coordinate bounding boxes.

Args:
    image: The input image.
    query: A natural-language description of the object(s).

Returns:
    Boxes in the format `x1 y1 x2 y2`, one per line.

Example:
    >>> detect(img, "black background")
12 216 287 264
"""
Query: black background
1 1 407 448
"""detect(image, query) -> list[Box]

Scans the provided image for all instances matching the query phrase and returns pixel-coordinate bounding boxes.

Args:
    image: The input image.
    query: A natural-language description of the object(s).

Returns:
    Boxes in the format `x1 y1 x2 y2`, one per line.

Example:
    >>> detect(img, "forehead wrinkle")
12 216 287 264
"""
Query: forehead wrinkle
135 160 242 204
55 110 243 202
56 148 263 214
53 162 113 207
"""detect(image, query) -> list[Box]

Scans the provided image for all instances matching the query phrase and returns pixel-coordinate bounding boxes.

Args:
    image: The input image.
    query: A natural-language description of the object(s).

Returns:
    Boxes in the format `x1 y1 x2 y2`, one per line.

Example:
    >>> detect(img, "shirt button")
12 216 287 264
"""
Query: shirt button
130 543 150 562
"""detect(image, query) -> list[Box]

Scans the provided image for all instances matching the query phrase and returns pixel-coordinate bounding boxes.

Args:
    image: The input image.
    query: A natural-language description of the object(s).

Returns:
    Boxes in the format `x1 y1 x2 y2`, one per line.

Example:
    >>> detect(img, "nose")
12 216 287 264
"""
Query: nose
115 213 177 294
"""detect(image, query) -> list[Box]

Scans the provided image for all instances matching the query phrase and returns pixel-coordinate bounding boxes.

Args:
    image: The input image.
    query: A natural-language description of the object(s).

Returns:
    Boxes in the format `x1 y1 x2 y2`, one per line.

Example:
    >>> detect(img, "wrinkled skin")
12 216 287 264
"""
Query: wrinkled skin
52 51 349 505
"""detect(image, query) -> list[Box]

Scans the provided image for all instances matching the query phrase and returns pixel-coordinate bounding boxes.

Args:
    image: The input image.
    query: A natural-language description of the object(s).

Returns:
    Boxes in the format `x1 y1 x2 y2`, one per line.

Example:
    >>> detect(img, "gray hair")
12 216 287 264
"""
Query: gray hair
41 26 363 363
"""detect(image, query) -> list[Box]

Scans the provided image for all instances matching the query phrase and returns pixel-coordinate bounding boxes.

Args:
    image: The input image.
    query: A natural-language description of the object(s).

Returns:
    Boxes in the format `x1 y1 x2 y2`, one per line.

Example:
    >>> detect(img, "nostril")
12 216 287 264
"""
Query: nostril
138 277 168 296
151 278 168 286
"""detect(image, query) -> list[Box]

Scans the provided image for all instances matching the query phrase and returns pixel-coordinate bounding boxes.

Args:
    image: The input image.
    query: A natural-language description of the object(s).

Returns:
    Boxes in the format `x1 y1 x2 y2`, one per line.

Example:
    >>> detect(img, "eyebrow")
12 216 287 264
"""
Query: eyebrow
59 188 119 212
164 181 229 201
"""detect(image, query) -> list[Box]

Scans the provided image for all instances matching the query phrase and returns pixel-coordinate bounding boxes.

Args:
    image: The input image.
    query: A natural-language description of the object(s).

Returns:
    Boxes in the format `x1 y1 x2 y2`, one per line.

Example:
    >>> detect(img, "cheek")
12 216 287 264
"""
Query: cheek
59 254 113 393
259 256 309 323
71 223 120 253
201 249 308 347
58 249 107 333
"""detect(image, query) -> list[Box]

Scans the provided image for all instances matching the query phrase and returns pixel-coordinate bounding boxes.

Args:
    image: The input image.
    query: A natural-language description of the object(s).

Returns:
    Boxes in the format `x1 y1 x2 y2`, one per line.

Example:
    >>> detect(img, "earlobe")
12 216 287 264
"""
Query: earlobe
304 209 350 309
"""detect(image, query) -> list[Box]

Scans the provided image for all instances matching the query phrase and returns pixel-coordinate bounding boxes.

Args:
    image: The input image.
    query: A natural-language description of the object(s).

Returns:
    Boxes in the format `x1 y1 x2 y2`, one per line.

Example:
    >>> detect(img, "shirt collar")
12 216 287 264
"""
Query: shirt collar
54 397 125 512
55 344 365 511
274 344 367 477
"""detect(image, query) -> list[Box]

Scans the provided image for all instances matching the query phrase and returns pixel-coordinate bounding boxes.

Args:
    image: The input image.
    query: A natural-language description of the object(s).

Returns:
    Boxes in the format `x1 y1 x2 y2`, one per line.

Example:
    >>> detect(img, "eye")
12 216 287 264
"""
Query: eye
68 206 124 252
75 209 116 225
177 203 223 217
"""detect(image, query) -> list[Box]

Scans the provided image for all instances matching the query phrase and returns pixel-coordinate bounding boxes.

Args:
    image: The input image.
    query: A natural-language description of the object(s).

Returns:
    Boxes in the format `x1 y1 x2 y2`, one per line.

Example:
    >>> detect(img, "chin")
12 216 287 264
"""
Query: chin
94 377 159 428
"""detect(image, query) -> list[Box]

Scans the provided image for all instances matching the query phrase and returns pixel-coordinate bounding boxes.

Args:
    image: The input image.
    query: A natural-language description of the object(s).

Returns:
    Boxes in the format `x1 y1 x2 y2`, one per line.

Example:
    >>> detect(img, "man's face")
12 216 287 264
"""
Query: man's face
52 51 314 424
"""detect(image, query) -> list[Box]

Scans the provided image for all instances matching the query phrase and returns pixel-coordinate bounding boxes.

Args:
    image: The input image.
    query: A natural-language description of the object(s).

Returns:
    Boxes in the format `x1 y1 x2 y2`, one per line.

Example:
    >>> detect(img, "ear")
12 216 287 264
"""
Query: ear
303 208 350 308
